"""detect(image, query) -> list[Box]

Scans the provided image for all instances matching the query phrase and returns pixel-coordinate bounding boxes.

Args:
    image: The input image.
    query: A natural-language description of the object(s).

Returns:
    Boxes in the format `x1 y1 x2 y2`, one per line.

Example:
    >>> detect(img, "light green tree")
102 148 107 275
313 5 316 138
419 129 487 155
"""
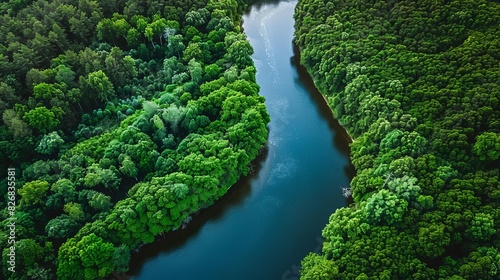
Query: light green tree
365 189 408 225
466 213 496 241
23 106 60 133
473 132 500 161
18 180 50 206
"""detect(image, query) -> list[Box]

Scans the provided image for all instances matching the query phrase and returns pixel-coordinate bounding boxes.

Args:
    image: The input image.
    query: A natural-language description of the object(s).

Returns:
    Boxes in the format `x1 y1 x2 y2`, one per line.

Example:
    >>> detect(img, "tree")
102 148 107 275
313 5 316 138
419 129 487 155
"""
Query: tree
11 44 37 76
88 192 112 212
119 156 138 179
23 106 60 133
142 100 159 118
96 18 118 43
55 64 76 86
112 245 130 274
56 238 85 279
188 59 203 84
113 18 132 42
78 48 103 75
144 26 155 47
171 183 189 199
473 132 500 161
49 178 77 206
46 214 80 239
80 70 115 104
204 63 222 80
388 156 414 177
163 22 178 44
149 18 167 46
224 66 239 82
2 239 44 277
18 180 50 206
35 131 65 155
2 109 32 137
66 233 116 279
84 164 121 191
0 211 35 240
69 11 93 42
301 253 339 280
167 34 185 57
226 39 253 67
104 47 136 87
126 28 142 47
64 202 85 221
417 223 450 258
184 42 203 62
0 82 20 111
365 189 408 225
163 56 183 83
185 10 208 27
386 176 421 203
466 213 496 241
162 104 186 133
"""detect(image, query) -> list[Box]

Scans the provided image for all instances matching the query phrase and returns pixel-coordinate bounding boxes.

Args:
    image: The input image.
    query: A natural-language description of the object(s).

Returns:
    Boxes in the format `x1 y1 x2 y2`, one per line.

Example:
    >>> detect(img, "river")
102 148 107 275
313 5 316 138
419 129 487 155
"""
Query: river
127 1 353 279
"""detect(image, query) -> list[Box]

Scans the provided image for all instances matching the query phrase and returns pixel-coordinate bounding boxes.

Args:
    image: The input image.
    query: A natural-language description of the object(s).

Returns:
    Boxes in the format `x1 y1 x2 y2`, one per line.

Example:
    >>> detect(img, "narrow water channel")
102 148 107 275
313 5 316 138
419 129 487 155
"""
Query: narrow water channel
128 1 353 279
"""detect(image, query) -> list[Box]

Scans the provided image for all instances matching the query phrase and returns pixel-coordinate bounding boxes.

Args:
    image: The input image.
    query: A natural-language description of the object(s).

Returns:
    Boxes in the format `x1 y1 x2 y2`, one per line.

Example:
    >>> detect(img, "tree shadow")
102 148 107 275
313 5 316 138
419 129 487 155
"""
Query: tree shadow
291 43 355 180
127 146 269 276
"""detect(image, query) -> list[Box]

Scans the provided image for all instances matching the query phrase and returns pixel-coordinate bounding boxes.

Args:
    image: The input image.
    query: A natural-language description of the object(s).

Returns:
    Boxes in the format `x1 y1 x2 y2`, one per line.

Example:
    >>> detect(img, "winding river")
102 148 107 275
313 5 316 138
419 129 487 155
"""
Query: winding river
128 1 353 279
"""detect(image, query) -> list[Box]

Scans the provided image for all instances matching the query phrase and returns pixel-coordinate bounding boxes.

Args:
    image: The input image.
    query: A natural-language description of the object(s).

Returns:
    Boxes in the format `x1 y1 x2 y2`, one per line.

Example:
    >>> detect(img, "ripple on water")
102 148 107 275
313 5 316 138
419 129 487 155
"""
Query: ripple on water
259 8 280 85
266 157 298 186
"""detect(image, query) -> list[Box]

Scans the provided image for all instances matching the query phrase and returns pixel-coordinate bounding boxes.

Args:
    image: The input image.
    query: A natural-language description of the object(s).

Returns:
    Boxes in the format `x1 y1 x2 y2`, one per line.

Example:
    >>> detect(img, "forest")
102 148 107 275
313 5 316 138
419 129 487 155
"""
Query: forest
0 0 268 279
294 0 500 279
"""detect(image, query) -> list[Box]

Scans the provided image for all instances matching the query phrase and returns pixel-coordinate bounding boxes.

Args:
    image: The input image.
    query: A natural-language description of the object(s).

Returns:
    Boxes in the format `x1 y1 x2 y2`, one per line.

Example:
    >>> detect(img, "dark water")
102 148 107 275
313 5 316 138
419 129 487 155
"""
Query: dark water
127 1 353 279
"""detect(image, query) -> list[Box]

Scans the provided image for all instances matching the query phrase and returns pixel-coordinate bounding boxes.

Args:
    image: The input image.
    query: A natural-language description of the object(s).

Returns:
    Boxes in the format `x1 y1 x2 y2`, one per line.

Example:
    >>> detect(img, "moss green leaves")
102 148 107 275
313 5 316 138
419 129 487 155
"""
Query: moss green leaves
473 132 500 161
23 106 60 133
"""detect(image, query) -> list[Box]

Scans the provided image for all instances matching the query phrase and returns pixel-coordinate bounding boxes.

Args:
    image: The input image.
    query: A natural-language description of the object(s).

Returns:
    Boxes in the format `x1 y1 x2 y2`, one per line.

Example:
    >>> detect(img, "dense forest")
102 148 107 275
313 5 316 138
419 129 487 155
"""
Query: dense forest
0 0 268 279
294 0 500 279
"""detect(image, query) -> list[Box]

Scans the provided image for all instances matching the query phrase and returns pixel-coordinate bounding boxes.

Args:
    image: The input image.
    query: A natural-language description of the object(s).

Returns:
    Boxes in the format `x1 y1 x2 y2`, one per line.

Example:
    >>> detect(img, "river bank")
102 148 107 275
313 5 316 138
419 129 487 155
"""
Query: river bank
128 1 352 279
292 43 355 145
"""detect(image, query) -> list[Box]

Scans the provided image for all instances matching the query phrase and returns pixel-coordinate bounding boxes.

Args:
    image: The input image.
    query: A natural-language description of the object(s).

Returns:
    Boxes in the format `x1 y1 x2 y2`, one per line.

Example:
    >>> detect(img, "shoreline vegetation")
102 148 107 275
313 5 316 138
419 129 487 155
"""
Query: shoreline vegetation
294 0 500 279
0 0 269 279
291 43 355 145
316 87 354 144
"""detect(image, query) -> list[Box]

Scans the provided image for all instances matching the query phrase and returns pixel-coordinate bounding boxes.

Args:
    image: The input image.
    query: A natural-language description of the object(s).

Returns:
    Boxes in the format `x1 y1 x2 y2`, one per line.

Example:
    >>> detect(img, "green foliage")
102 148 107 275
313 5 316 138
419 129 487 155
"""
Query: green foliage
18 180 50 206
23 106 60 133
295 0 500 277
64 202 85 221
473 132 500 161
78 234 115 277
46 214 80 239
417 223 450 258
466 213 496 241
119 156 138 179
365 189 408 225
301 253 338 280
80 70 116 103
2 239 46 277
35 131 65 155
1 0 267 278
2 109 32 137
56 233 117 280
386 176 421 203
84 163 120 190
171 183 189 199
